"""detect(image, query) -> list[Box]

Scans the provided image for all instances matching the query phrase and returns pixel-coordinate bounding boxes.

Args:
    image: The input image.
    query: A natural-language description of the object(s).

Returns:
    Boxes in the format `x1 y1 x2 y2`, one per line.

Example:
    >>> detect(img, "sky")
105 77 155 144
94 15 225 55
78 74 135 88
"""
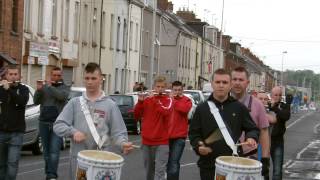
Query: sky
171 0 320 73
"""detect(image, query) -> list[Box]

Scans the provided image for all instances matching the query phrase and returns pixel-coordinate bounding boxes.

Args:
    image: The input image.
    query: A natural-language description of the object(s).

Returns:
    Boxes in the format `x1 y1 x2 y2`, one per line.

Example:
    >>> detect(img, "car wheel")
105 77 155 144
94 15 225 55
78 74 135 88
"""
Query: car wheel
135 121 141 135
61 137 67 150
31 136 43 155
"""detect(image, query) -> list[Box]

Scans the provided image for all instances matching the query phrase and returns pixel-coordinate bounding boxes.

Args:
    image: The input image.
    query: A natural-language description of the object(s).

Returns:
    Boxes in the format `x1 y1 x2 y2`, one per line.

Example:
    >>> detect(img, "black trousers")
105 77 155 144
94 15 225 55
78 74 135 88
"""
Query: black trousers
200 167 215 180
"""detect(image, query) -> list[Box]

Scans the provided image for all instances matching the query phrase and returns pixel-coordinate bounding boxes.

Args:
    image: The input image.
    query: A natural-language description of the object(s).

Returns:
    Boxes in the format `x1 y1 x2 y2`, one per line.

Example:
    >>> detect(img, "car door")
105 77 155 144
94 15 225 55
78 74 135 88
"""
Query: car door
23 86 40 146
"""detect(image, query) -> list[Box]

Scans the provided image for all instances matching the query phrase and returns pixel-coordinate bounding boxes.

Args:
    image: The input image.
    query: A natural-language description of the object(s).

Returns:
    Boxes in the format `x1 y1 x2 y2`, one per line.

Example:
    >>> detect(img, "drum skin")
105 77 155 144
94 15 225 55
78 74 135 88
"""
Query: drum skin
76 150 124 180
215 156 262 180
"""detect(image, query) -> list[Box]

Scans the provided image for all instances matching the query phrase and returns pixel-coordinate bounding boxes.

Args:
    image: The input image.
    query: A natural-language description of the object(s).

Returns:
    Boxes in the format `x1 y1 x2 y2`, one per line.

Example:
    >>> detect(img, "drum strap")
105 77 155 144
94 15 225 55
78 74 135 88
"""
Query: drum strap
79 96 107 150
207 101 238 155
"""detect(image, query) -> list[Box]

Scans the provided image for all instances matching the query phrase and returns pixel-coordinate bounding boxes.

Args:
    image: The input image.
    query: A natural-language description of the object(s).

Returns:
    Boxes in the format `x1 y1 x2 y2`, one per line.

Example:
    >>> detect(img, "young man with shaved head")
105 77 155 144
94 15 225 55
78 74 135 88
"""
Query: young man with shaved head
269 86 291 180
189 69 259 180
231 66 271 179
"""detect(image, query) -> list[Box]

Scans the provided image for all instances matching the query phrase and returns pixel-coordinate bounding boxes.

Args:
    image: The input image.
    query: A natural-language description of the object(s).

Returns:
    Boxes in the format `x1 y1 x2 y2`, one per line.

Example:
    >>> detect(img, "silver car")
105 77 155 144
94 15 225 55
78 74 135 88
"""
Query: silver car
22 84 42 155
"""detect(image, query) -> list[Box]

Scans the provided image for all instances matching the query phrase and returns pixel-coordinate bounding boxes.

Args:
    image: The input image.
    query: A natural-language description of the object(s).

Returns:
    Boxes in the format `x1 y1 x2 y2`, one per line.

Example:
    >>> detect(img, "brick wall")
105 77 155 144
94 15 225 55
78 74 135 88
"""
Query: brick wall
0 0 24 66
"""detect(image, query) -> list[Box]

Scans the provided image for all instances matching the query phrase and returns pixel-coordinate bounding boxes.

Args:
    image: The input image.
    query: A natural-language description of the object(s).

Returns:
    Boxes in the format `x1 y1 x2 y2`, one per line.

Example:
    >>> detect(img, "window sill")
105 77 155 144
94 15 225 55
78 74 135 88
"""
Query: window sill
24 30 32 34
10 31 19 36
101 46 106 49
73 40 79 44
109 47 114 50
64 38 69 42
92 42 98 48
82 41 88 46
37 32 44 37
51 36 58 40
116 48 120 51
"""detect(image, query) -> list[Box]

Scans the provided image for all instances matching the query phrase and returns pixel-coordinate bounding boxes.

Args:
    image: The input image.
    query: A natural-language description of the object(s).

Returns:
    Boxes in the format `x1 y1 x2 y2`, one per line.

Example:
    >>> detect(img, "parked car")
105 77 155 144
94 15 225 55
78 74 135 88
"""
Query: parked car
109 94 140 134
21 84 42 155
183 90 205 105
183 94 197 120
69 86 86 100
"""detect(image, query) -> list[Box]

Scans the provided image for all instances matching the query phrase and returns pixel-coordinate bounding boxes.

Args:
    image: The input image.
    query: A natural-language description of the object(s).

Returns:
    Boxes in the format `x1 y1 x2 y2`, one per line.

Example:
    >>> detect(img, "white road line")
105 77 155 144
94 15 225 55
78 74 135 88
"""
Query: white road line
287 112 312 129
283 159 293 168
19 156 70 168
181 162 196 167
296 141 314 159
313 123 320 134
17 162 69 175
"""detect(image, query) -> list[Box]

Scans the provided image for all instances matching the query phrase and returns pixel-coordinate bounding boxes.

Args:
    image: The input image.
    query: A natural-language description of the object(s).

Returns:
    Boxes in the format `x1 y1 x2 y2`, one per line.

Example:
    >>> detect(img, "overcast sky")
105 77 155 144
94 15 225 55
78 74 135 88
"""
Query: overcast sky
171 0 320 73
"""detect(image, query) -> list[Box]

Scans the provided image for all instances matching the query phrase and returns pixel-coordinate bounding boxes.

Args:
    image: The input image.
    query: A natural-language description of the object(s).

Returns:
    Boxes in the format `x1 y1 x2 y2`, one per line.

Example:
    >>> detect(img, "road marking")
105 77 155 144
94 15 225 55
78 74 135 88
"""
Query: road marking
19 156 69 168
181 162 196 167
313 123 320 134
283 159 293 168
287 112 313 129
18 162 69 175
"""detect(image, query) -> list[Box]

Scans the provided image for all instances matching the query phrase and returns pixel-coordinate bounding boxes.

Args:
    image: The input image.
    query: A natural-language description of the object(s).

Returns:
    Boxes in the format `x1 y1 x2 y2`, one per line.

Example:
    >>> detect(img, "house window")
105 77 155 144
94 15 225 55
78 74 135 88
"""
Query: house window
101 11 106 47
135 23 139 51
64 0 70 40
51 0 57 36
129 21 133 50
24 0 32 32
11 0 18 32
109 14 114 48
92 8 97 45
82 4 88 43
123 19 127 52
73 1 80 41
38 0 44 34
116 16 121 51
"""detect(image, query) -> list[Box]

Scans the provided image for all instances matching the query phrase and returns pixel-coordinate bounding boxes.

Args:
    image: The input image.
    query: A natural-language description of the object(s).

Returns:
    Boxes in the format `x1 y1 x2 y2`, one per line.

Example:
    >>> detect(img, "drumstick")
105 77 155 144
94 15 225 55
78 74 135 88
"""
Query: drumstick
235 142 250 146
132 144 140 149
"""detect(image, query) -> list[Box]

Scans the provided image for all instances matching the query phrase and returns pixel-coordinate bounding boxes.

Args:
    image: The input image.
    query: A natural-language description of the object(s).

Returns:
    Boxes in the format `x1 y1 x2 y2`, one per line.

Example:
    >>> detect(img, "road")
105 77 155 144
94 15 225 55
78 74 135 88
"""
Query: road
17 110 320 180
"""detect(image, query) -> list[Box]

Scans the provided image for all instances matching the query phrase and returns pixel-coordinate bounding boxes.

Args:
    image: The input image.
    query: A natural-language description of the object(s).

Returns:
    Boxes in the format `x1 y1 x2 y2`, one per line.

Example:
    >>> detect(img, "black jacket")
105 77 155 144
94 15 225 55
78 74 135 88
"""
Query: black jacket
0 84 29 132
189 94 260 169
270 101 290 139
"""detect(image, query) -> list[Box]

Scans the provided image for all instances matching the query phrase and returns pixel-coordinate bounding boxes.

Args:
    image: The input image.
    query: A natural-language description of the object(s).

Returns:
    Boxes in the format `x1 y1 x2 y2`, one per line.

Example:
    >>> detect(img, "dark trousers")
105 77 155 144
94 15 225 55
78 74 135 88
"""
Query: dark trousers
200 167 215 180
270 138 284 180
39 122 62 179
167 138 186 180
0 132 23 180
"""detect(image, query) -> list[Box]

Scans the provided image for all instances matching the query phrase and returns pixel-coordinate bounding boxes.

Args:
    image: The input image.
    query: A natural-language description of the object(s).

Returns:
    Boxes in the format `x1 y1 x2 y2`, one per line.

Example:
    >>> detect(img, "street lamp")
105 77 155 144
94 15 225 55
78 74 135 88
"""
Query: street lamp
281 51 287 88
219 0 225 68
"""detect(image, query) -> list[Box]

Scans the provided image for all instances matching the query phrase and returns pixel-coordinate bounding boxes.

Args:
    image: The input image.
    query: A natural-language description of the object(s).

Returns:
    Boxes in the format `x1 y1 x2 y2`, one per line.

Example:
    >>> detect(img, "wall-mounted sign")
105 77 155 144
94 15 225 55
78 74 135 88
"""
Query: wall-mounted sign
38 56 49 65
29 42 49 57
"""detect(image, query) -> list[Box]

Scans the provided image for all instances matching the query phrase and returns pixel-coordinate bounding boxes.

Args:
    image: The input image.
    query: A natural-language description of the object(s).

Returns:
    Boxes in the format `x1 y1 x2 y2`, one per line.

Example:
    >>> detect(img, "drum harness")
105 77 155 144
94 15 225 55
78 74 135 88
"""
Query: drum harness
207 101 238 156
79 96 107 150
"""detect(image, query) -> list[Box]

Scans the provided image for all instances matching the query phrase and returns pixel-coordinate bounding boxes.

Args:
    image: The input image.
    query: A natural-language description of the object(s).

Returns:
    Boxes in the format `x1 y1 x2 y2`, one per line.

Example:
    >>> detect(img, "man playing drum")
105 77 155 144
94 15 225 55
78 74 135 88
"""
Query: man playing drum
189 69 259 180
53 62 133 179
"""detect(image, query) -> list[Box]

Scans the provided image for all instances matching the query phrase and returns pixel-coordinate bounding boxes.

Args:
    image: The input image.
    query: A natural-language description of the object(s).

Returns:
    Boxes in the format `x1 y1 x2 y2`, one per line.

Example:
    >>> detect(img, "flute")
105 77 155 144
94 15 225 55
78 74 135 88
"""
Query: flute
37 80 63 84
0 81 20 86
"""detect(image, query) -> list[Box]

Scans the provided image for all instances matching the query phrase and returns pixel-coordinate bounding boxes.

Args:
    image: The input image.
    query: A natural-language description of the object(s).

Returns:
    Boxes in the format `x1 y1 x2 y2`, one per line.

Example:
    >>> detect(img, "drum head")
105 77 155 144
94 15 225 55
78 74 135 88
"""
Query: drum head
78 150 124 163
216 156 261 168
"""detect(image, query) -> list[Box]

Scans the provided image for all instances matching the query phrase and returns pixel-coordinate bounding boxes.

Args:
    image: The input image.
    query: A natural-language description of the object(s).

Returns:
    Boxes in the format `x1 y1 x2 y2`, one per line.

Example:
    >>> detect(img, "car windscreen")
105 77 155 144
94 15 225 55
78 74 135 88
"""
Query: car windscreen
110 95 134 106
184 91 200 102
69 91 83 99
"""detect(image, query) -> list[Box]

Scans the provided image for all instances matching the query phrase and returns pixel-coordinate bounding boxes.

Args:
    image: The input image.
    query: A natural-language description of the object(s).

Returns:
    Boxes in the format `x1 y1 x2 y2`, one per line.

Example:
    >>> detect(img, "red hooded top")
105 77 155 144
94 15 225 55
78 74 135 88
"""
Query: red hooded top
169 95 192 139
134 95 172 145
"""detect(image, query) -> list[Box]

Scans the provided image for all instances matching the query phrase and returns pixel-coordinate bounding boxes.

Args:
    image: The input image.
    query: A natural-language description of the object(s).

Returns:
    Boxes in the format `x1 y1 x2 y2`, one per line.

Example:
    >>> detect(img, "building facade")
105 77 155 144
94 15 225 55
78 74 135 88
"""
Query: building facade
0 0 23 76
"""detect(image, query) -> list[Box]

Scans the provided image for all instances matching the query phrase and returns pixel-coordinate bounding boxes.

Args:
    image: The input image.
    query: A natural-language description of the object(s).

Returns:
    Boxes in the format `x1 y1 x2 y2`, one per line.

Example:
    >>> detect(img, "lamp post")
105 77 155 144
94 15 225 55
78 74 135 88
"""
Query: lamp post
281 51 287 88
218 0 225 68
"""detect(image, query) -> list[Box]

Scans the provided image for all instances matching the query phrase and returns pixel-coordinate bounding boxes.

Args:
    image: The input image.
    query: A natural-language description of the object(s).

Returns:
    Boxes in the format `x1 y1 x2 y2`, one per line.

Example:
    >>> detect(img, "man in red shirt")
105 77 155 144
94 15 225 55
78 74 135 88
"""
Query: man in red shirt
134 76 172 180
167 81 192 180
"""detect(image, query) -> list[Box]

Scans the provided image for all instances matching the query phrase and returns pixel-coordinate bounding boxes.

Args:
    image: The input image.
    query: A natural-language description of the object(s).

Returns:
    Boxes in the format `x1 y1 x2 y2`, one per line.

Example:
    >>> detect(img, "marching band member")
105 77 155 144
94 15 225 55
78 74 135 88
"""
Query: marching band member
0 65 29 180
134 76 172 180
34 66 70 180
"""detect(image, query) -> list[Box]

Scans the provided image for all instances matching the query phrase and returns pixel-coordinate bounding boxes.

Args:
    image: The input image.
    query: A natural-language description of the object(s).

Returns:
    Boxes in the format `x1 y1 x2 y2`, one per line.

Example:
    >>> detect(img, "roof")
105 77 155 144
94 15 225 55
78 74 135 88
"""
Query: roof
0 53 18 65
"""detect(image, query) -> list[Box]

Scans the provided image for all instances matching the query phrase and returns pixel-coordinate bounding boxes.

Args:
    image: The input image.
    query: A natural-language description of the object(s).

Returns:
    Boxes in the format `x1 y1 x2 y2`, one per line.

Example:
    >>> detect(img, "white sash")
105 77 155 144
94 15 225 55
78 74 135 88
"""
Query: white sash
207 101 238 155
79 96 107 150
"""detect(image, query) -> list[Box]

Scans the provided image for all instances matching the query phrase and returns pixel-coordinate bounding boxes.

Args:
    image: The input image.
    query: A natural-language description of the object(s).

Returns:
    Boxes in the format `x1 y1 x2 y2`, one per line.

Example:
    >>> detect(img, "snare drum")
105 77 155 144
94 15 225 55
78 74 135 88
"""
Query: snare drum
215 156 262 180
76 150 124 180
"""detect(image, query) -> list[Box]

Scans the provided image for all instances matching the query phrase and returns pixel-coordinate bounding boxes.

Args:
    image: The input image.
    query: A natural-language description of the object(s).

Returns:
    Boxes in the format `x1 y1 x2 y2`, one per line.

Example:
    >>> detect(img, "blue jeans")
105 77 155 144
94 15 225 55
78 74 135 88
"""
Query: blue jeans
0 131 23 180
270 138 284 180
39 122 62 179
167 138 186 180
